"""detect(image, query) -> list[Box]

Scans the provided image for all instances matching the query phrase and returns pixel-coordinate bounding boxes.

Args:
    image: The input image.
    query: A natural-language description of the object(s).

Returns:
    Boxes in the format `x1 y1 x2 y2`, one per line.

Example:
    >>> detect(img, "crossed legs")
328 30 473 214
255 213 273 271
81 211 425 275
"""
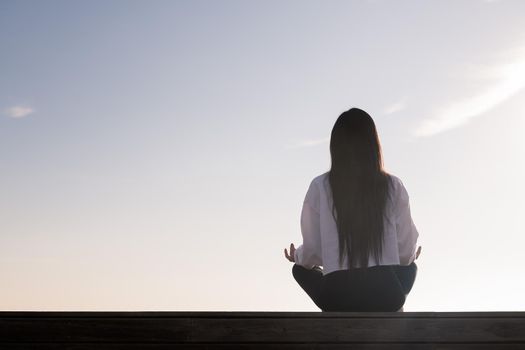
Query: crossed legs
292 262 417 311
291 264 325 310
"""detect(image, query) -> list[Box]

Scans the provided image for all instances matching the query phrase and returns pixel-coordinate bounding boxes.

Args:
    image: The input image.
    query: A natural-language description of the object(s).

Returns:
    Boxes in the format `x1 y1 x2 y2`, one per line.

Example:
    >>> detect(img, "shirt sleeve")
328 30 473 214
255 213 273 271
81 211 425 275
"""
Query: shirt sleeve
395 178 419 265
294 180 323 269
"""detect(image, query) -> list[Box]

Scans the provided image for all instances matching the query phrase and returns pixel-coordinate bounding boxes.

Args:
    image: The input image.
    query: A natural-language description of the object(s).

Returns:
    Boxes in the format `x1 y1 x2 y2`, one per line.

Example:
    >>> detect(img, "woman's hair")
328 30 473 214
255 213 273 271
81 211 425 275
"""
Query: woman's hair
328 107 390 269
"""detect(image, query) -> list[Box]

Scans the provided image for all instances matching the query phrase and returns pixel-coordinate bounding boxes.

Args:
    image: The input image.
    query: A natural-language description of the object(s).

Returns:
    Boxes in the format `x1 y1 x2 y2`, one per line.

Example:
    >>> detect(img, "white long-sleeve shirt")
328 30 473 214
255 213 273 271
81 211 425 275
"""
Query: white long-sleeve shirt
294 172 419 276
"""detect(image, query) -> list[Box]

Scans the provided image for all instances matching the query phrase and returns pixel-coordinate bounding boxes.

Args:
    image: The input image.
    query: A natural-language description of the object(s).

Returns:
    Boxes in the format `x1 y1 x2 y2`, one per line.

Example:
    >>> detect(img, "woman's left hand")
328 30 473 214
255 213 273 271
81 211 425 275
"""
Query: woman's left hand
284 243 296 262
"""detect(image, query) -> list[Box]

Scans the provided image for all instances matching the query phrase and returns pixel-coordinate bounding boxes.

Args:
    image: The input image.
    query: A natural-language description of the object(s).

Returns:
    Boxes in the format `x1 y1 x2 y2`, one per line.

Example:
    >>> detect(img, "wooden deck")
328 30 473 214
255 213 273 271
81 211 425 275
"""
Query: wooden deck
1 311 525 349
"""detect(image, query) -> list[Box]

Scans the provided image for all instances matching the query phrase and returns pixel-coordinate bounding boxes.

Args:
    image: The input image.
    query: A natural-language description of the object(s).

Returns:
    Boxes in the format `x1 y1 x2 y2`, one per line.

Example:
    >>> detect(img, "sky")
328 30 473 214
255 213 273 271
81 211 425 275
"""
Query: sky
1 0 525 311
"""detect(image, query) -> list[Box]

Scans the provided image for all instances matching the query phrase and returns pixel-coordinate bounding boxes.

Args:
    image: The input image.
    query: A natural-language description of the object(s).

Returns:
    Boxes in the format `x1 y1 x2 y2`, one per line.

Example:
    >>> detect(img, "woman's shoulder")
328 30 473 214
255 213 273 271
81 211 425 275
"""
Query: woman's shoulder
309 171 403 188
303 172 329 203
310 171 331 194
312 171 329 185
385 172 402 185
384 172 410 202
308 171 406 193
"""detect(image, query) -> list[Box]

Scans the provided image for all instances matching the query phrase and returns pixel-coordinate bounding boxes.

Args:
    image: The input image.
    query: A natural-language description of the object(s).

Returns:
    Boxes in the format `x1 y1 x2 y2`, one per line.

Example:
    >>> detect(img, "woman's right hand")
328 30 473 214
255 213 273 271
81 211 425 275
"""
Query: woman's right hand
284 243 296 263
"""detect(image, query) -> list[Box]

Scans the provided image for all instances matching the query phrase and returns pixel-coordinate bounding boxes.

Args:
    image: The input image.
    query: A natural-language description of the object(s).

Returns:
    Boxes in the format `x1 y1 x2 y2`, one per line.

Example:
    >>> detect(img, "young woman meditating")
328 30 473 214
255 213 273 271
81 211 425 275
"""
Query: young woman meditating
284 107 421 312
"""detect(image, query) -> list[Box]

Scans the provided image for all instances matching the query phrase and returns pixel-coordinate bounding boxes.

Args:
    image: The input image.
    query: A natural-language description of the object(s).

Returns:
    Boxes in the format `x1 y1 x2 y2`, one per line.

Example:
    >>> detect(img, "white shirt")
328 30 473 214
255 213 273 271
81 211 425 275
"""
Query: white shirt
294 172 419 276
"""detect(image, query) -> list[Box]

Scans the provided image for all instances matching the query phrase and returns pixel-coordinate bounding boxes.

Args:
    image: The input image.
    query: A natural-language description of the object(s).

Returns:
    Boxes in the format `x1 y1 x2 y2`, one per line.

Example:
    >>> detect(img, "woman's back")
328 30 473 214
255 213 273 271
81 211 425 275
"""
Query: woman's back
294 171 419 276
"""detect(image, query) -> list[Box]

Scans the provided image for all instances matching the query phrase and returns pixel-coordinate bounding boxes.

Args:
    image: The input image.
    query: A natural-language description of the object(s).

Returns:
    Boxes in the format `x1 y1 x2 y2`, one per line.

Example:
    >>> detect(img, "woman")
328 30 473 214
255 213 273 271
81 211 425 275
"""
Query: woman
284 107 421 312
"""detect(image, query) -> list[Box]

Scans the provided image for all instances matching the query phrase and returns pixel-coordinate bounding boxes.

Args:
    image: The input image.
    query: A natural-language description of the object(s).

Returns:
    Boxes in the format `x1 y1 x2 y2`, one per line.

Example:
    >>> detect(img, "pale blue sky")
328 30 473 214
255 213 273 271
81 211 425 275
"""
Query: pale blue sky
1 0 525 311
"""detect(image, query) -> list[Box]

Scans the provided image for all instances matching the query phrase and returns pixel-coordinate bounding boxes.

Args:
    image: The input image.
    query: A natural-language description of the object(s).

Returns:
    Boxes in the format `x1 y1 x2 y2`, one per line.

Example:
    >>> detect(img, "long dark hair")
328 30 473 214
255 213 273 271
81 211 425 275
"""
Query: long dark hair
328 108 390 269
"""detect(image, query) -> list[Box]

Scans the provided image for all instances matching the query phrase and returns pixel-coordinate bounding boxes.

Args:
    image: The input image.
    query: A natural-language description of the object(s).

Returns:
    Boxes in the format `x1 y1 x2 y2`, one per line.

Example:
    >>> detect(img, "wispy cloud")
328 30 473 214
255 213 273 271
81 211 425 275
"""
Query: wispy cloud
285 137 330 149
383 99 406 115
413 49 525 137
4 105 35 119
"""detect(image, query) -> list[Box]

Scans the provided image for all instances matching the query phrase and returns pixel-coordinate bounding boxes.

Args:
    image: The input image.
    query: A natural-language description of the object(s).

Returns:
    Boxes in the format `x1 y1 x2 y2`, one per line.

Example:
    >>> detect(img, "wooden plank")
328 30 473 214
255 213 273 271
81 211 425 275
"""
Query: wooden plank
0 318 192 343
2 311 525 318
1 344 525 350
1 312 525 345
188 317 525 343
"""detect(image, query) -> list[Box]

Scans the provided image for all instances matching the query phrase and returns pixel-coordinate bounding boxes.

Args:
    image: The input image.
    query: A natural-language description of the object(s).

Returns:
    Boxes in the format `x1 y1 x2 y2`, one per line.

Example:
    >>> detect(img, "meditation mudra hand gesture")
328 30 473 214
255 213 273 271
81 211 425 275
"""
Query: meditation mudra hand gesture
284 243 296 262
284 244 422 264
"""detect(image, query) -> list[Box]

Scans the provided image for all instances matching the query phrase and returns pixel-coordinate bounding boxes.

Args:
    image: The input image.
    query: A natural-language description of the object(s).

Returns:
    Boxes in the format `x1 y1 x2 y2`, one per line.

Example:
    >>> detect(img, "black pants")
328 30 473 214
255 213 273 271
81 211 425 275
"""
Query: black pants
292 262 417 312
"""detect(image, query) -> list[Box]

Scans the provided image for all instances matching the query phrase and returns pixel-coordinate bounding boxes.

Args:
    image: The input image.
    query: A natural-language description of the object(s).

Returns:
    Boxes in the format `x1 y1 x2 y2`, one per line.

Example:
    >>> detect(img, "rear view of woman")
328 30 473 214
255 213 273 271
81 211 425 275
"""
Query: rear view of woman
284 107 421 312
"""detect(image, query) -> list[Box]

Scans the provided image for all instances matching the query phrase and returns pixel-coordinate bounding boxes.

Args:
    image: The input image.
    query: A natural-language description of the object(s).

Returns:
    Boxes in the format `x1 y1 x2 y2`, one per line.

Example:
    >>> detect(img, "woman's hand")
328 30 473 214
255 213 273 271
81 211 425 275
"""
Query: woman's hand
284 243 296 262
415 246 422 260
